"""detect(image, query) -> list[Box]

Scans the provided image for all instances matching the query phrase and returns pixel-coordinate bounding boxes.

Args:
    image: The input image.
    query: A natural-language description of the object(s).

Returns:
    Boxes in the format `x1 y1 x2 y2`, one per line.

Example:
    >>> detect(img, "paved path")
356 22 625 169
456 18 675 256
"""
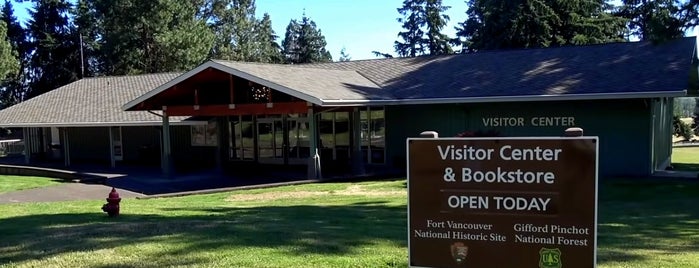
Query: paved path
0 183 144 204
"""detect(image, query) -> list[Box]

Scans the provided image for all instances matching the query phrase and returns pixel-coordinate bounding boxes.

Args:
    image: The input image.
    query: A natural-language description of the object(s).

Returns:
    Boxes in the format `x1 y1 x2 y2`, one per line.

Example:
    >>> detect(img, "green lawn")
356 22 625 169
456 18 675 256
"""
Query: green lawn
0 176 62 194
0 179 697 267
671 147 699 172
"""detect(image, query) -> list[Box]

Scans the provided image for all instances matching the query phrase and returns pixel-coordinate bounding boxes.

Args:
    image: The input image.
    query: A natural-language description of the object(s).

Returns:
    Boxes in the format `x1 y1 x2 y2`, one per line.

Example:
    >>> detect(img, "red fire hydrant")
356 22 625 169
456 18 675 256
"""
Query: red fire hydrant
101 187 121 217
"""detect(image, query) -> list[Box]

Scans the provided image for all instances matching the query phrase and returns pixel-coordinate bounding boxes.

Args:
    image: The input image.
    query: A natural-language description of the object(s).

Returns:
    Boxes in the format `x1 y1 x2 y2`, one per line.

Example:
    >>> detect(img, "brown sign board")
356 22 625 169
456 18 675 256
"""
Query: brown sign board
407 137 598 268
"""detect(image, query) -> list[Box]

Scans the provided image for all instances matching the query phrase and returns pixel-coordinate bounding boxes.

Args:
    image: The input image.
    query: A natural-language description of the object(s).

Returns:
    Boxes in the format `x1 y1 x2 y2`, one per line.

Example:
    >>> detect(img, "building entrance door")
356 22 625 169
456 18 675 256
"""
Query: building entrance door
286 116 310 165
255 114 310 165
256 118 284 164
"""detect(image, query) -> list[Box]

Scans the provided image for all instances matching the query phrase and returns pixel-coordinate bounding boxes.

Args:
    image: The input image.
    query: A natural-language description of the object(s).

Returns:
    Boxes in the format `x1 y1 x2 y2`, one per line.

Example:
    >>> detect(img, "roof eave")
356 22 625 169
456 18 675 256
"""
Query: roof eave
319 90 687 106
0 120 207 128
122 61 326 111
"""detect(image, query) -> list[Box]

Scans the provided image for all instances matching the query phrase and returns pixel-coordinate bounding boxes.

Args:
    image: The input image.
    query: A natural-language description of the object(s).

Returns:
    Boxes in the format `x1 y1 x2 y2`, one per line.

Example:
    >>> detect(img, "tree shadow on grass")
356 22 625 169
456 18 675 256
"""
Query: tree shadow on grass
596 180 699 264
0 201 407 267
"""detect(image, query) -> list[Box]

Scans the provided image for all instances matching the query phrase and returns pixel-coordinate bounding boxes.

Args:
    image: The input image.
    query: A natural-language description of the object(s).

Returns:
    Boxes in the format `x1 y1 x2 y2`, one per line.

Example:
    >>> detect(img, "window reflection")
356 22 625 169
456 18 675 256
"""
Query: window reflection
361 107 385 164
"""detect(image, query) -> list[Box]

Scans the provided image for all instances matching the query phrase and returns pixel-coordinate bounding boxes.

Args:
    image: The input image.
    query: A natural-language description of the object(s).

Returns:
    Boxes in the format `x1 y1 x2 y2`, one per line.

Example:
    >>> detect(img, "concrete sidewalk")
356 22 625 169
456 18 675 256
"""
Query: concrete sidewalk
0 183 144 204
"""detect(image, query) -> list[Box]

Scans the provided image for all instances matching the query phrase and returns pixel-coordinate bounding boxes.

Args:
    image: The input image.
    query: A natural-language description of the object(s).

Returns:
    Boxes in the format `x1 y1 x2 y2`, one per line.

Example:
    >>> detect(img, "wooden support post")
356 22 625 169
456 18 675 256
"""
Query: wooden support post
62 128 71 167
307 108 321 180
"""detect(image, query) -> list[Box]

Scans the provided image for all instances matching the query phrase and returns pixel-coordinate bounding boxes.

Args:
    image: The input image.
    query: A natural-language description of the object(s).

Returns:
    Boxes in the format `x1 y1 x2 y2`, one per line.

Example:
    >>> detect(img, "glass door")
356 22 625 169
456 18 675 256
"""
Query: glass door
257 118 284 164
287 116 310 165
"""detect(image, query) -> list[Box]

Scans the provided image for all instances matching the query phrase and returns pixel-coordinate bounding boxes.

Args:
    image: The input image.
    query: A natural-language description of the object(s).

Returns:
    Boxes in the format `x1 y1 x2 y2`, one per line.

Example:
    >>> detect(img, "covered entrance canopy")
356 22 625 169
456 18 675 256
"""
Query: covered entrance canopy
123 60 382 178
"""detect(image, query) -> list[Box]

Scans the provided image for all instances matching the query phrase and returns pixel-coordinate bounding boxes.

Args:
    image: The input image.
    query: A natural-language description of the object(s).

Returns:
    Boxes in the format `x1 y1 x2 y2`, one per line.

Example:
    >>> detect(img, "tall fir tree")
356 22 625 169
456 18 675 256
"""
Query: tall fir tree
208 1 282 63
281 14 332 64
424 0 452 55
256 13 283 63
338 47 351 62
616 0 686 42
457 0 626 51
0 0 27 107
91 0 214 75
26 0 81 98
395 0 425 57
394 0 452 57
73 0 100 77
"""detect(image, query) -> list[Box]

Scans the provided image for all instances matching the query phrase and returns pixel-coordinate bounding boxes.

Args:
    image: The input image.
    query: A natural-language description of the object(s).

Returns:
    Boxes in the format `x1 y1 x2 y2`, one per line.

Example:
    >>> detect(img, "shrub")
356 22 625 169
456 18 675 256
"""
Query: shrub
673 116 693 141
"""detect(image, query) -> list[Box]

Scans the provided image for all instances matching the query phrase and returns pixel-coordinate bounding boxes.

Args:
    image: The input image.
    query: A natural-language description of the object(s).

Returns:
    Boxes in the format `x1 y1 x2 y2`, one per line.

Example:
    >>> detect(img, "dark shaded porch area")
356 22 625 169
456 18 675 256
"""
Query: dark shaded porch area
0 156 400 196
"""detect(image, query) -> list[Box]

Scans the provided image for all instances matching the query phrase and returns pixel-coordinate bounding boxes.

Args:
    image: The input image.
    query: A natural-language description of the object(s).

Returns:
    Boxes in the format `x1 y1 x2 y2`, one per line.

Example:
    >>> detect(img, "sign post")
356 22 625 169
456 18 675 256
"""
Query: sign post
407 137 598 268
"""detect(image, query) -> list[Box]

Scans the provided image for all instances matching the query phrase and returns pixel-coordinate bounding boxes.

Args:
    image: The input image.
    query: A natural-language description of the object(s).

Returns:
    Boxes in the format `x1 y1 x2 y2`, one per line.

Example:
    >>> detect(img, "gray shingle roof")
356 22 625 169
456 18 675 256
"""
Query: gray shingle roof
303 37 696 103
0 73 191 127
212 60 387 101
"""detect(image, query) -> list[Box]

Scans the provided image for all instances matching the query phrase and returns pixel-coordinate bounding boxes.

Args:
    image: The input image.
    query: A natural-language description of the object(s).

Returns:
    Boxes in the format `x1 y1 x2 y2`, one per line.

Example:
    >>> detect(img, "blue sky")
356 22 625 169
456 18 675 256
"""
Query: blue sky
10 0 697 61
12 0 467 61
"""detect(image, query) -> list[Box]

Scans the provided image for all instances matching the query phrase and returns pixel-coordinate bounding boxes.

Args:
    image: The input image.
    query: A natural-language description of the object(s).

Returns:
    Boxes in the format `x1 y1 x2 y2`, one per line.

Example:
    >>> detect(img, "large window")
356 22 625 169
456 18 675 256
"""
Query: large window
230 115 254 160
361 107 385 164
318 111 350 161
191 120 218 147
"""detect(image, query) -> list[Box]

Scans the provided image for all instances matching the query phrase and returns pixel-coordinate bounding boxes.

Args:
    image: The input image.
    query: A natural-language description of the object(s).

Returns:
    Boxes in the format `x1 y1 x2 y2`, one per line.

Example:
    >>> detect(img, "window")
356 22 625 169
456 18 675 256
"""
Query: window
360 107 385 164
230 115 254 160
191 120 218 147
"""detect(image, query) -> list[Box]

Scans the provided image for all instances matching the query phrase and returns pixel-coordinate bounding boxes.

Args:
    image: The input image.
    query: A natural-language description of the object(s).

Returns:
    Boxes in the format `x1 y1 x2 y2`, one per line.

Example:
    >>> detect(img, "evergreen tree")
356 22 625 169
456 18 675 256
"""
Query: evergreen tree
682 0 699 29
457 0 626 51
281 19 301 63
92 0 214 75
0 0 27 107
395 0 425 57
424 0 452 55
395 0 453 57
549 0 627 46
73 0 100 77
26 0 81 98
371 50 394 58
207 1 282 63
616 0 685 42
256 13 283 63
0 21 18 86
281 14 332 64
338 47 351 62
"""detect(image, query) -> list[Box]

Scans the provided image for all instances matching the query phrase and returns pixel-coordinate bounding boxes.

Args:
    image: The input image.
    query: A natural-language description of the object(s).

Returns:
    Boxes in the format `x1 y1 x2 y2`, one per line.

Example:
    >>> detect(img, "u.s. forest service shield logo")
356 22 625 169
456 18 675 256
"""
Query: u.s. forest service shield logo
450 242 468 264
539 247 562 268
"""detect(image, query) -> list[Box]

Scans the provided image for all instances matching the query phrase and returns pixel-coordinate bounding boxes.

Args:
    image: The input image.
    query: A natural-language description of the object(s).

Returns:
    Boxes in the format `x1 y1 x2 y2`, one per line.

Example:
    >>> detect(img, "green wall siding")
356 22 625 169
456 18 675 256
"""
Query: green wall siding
66 127 110 164
122 126 161 164
386 99 656 177
170 125 217 172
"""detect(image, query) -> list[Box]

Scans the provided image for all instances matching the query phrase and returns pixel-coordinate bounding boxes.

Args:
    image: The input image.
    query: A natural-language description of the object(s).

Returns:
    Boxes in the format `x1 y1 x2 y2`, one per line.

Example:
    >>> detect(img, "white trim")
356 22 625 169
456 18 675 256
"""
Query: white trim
0 120 208 128
320 90 687 106
122 60 325 111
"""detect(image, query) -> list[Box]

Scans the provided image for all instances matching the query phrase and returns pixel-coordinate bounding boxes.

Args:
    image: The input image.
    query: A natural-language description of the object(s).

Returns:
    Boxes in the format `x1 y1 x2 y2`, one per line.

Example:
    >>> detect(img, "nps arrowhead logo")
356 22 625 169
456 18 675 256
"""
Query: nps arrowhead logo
539 247 562 268
450 242 469 265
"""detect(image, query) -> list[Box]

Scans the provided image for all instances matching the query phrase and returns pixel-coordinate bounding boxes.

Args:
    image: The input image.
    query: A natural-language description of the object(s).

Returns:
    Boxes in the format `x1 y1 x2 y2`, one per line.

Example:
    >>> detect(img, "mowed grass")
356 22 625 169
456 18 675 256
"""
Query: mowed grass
671 147 699 172
597 179 699 268
0 176 62 194
0 179 698 267
0 180 408 268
